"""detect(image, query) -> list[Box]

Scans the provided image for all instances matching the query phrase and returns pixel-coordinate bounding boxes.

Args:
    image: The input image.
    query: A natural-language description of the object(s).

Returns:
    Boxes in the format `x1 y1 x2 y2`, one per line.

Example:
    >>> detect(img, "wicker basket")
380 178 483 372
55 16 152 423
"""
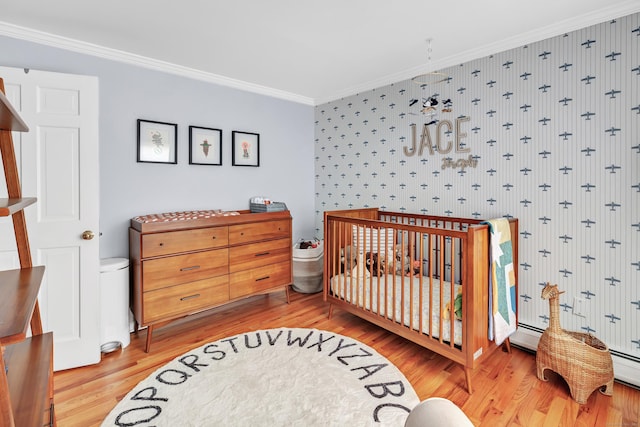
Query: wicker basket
250 202 287 213
536 283 614 404
536 329 614 404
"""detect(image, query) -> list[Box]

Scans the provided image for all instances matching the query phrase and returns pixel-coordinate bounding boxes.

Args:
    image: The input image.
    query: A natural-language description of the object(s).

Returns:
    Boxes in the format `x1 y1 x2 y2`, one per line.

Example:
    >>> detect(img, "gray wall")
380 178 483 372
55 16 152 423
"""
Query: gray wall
0 35 316 258
315 13 639 362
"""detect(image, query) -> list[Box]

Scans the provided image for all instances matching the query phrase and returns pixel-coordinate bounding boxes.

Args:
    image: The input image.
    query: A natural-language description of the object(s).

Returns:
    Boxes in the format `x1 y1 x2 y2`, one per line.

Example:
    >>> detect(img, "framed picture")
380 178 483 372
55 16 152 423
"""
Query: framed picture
189 126 222 165
137 119 177 164
232 131 260 167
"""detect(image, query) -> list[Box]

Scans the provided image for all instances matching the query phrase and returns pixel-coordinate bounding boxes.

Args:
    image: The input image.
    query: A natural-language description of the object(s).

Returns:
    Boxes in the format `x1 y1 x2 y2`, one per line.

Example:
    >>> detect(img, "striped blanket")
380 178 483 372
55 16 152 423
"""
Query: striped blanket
483 218 517 345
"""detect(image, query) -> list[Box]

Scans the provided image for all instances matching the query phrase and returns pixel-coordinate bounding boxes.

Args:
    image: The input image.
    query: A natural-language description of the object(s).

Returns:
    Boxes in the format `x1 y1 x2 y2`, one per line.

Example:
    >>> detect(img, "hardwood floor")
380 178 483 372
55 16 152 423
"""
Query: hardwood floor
54 288 639 426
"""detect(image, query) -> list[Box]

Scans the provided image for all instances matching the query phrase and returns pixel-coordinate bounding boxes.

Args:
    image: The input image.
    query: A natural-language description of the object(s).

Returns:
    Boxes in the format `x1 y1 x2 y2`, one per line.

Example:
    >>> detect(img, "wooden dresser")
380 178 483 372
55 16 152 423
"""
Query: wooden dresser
129 209 292 352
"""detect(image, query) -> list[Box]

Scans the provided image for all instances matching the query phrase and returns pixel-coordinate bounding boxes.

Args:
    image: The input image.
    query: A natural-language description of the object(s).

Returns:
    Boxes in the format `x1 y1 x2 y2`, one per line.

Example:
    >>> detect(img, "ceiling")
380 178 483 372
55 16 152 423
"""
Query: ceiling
1 1 639 105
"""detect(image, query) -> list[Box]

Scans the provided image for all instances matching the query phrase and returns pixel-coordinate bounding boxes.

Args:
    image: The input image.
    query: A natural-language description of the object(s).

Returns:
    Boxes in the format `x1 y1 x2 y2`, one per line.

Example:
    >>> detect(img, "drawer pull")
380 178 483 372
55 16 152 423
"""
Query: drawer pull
256 276 270 282
255 252 270 257
180 293 201 301
180 265 201 271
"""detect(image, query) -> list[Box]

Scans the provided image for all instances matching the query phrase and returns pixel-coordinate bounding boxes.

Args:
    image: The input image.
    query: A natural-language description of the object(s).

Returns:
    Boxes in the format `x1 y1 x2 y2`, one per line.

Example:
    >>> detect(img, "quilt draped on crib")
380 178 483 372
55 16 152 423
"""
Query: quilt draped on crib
483 218 517 345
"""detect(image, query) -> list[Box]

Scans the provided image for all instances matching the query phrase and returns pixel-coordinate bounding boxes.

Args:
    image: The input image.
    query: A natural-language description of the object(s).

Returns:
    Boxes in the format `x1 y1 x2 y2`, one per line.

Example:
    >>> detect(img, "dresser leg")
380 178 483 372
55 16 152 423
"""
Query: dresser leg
285 285 290 304
145 325 154 353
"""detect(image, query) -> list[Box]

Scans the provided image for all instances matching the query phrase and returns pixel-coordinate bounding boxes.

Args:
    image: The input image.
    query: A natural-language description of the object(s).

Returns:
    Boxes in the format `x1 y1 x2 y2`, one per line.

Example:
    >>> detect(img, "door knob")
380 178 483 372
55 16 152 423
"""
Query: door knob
82 230 95 240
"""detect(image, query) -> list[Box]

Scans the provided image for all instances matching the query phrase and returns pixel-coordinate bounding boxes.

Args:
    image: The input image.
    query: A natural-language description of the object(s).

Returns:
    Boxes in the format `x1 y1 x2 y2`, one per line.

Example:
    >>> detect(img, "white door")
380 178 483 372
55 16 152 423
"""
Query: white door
0 66 100 371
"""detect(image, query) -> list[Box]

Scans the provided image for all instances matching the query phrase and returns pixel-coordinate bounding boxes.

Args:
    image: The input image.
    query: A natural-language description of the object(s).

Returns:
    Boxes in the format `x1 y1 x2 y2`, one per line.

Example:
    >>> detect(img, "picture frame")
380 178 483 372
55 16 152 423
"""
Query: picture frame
189 126 222 165
137 119 177 164
232 131 260 167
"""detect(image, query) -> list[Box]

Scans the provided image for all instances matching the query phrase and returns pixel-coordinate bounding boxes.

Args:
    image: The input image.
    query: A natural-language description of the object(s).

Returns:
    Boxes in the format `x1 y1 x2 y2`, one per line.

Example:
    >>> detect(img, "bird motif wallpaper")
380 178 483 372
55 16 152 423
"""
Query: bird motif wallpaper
314 13 639 361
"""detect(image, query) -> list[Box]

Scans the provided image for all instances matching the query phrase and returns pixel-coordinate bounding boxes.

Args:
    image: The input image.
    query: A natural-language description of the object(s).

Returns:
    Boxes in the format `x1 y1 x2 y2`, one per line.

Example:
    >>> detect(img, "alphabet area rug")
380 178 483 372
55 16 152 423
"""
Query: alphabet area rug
101 328 420 426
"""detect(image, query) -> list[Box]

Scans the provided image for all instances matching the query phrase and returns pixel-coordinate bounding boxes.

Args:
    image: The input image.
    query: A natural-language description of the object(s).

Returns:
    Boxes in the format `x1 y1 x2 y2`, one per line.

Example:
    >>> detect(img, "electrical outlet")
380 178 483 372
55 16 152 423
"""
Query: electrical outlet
573 297 588 317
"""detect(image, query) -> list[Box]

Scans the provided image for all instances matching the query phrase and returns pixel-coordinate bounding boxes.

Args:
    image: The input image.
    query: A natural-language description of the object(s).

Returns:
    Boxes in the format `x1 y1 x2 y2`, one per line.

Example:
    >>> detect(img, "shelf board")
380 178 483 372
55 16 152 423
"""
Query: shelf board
0 266 45 345
0 198 37 217
4 332 53 427
0 88 28 133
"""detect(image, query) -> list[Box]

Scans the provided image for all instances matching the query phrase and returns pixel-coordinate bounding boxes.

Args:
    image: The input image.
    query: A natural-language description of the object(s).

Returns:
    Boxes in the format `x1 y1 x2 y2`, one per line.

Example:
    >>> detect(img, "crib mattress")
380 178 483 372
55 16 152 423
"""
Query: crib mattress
330 274 462 345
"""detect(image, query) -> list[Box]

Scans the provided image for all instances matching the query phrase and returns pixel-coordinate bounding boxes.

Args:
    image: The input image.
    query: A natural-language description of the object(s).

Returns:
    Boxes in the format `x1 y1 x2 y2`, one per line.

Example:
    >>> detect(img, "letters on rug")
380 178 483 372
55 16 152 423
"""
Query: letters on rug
101 328 420 426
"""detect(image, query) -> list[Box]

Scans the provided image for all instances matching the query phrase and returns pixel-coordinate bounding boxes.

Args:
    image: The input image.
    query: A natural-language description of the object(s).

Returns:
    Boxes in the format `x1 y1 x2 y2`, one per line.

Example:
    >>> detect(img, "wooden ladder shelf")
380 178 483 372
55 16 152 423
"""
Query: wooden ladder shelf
0 77 56 426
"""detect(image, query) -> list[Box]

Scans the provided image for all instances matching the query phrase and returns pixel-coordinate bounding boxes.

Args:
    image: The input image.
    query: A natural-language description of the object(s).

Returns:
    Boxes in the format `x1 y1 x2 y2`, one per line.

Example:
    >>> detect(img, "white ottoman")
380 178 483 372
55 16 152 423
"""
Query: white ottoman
405 397 474 427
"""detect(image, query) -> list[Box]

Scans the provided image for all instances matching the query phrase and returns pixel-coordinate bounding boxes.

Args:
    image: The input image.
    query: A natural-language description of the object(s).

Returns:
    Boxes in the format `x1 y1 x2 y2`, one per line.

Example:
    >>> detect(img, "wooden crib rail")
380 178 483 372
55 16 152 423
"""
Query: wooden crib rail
323 208 494 286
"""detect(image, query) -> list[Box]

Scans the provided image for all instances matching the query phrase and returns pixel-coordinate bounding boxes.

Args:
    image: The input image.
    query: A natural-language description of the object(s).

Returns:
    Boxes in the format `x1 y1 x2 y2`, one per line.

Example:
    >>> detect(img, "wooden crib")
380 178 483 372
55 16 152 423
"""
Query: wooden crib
323 208 519 394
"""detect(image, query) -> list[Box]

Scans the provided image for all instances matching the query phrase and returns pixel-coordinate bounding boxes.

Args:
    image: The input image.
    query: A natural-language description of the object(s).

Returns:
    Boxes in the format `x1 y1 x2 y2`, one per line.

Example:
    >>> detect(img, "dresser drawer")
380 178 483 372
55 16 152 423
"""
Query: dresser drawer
229 261 291 299
143 276 229 324
142 248 229 292
142 226 228 258
228 238 291 273
229 219 290 245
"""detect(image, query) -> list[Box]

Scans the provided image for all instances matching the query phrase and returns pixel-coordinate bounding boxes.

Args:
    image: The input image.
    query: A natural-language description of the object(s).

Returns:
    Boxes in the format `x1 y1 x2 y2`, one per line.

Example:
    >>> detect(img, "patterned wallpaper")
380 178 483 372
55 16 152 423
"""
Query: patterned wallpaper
314 13 639 360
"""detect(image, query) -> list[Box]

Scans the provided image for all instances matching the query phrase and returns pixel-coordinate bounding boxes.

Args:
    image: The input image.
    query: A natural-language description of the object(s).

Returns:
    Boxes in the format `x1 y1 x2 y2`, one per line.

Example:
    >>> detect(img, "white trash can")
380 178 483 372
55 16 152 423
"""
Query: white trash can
292 240 324 293
100 258 131 353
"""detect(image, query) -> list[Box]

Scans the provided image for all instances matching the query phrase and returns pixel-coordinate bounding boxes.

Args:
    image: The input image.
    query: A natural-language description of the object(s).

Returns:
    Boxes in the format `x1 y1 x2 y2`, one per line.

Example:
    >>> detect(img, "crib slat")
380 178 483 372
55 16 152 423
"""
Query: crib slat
450 237 456 349
417 231 424 335
354 225 361 308
439 233 445 344
428 234 434 339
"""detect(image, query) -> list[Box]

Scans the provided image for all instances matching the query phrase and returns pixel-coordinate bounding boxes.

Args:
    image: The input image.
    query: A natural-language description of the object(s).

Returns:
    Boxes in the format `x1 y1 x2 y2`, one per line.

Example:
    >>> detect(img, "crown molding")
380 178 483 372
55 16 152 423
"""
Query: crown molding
315 1 640 105
0 21 315 106
2 0 639 107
